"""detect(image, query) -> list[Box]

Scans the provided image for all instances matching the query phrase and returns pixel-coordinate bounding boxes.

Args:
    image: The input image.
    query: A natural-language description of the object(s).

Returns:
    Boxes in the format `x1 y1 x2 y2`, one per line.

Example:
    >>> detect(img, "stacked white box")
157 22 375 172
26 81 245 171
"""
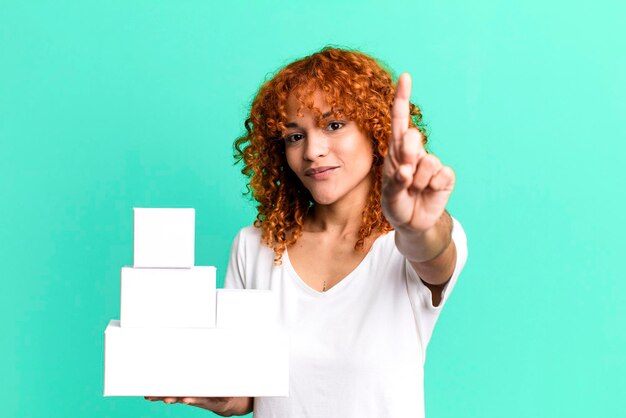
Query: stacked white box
104 321 289 396
120 266 216 328
133 208 195 268
104 208 289 397
216 289 279 329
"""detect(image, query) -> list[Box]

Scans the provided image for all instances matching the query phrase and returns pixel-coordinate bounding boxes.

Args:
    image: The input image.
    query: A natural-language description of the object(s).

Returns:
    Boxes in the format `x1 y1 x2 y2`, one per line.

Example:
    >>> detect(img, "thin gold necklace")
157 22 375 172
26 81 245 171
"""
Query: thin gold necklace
322 280 327 292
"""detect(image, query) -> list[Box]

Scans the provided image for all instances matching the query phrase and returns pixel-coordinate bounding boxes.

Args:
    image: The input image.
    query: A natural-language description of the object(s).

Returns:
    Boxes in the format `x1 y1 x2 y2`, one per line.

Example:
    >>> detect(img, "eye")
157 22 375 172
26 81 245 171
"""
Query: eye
327 121 345 131
284 133 304 144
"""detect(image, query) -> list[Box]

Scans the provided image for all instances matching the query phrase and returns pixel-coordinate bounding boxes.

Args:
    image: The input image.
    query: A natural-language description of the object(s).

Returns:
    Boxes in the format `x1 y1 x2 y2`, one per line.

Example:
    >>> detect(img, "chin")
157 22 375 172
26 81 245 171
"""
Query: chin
310 196 336 206
309 191 339 206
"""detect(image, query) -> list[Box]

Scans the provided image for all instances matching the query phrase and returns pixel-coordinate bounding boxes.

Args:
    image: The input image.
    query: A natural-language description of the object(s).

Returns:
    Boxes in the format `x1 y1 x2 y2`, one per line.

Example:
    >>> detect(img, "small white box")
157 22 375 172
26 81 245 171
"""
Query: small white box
104 320 289 396
121 266 216 328
133 208 195 268
216 289 280 329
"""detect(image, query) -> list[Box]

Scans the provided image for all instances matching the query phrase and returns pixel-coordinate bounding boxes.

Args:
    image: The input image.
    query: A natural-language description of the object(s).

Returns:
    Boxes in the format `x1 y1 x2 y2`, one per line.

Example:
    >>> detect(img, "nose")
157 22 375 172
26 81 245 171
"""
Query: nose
303 130 329 161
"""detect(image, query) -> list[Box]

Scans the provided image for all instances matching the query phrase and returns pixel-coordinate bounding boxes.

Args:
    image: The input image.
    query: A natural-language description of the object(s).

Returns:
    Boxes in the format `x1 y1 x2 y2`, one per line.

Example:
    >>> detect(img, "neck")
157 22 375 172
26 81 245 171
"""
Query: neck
307 201 363 236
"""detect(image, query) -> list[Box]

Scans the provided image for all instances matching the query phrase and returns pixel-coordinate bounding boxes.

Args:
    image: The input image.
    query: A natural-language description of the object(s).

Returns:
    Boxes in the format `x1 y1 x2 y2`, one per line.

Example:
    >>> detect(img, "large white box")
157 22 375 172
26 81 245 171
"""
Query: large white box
104 320 289 396
133 208 195 268
216 289 280 329
120 266 217 328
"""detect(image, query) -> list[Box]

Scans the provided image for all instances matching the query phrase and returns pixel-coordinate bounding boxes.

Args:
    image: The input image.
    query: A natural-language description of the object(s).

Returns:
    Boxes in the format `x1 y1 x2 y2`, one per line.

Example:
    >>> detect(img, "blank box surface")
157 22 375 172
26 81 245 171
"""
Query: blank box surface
216 289 280 329
133 208 195 268
104 320 289 396
121 266 216 328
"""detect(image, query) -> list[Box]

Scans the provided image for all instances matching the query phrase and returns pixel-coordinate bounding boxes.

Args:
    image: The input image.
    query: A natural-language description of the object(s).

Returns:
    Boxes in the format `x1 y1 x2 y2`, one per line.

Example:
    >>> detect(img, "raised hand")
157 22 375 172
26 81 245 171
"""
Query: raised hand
382 73 455 234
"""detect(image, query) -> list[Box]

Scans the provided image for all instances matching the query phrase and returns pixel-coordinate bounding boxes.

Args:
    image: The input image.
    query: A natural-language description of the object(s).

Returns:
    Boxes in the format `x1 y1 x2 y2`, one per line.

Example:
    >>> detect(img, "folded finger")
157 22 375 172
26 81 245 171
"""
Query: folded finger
428 166 456 191
163 397 179 404
410 154 442 192
383 164 413 199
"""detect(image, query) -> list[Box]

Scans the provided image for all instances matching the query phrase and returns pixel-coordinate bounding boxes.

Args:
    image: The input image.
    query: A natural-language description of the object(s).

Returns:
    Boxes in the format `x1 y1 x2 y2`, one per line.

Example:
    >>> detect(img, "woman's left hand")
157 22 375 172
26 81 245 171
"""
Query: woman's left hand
382 73 456 233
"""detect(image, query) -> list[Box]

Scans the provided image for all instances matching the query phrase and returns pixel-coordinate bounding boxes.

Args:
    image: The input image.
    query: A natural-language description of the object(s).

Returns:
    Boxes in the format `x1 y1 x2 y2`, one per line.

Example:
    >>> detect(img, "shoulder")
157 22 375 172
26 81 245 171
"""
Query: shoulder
229 224 273 259
231 224 263 246
236 224 262 240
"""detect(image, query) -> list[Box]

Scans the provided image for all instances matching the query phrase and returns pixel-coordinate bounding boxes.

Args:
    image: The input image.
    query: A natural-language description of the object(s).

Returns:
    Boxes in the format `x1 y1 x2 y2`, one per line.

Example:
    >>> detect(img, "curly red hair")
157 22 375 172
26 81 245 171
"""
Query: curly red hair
234 46 428 265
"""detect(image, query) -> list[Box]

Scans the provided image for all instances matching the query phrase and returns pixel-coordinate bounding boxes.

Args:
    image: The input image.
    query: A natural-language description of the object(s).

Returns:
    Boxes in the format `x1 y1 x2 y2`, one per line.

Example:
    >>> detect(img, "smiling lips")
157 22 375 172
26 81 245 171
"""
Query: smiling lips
305 166 338 179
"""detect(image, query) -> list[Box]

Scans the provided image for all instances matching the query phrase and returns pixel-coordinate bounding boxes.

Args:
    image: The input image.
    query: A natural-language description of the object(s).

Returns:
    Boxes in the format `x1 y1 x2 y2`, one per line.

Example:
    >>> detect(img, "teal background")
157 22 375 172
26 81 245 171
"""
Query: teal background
1 0 624 417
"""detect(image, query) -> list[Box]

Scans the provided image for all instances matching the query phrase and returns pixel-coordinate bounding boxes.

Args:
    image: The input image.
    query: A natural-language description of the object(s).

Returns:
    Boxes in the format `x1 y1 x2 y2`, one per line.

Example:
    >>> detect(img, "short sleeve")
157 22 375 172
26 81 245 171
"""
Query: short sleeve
223 229 246 289
406 216 468 358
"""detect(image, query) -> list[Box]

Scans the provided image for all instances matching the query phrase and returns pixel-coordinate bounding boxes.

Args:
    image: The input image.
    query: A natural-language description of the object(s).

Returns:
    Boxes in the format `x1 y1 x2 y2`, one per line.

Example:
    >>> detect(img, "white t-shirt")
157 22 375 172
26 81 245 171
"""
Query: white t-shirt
224 217 468 418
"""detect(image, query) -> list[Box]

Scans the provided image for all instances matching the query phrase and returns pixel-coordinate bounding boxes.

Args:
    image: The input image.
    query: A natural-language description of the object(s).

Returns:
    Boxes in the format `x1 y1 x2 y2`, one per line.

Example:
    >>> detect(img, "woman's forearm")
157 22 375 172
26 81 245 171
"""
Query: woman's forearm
394 210 456 286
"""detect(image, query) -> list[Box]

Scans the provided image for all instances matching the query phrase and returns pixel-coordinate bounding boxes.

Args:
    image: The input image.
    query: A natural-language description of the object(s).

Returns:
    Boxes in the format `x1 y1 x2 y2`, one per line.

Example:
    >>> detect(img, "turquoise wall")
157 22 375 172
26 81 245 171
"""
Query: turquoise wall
1 1 624 417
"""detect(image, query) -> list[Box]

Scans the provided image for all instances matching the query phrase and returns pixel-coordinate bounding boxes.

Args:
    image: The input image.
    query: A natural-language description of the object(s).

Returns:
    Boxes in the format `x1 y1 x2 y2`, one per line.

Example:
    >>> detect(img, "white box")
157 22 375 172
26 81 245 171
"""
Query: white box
120 266 216 328
133 208 195 268
216 289 280 329
104 320 289 396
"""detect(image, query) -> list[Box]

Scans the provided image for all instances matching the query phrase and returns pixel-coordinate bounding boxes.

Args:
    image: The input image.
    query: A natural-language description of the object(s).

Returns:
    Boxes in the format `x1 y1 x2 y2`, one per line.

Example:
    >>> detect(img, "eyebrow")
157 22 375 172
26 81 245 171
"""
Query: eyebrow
285 111 336 128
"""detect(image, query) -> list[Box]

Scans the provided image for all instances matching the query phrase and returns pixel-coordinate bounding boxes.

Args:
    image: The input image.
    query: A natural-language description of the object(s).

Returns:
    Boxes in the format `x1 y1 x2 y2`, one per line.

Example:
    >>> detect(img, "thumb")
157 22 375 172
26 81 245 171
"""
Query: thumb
384 164 412 199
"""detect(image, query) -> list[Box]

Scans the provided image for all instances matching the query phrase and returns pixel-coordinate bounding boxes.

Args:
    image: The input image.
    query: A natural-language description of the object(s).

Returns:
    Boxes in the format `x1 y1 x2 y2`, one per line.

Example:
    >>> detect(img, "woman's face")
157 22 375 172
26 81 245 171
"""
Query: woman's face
283 89 374 206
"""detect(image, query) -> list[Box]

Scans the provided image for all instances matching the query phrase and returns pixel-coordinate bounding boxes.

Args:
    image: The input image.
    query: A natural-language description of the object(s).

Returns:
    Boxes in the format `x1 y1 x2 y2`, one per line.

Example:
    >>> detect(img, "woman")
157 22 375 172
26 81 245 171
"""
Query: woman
147 46 468 417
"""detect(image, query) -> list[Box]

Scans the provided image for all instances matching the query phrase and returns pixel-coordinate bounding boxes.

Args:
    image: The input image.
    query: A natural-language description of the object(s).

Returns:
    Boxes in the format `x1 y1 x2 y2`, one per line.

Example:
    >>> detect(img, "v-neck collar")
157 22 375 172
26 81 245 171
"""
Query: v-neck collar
283 234 385 297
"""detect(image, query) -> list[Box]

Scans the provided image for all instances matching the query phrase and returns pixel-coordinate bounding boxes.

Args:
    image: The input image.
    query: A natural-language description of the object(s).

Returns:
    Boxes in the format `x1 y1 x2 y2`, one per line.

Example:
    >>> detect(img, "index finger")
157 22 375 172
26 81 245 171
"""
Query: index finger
391 73 412 149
